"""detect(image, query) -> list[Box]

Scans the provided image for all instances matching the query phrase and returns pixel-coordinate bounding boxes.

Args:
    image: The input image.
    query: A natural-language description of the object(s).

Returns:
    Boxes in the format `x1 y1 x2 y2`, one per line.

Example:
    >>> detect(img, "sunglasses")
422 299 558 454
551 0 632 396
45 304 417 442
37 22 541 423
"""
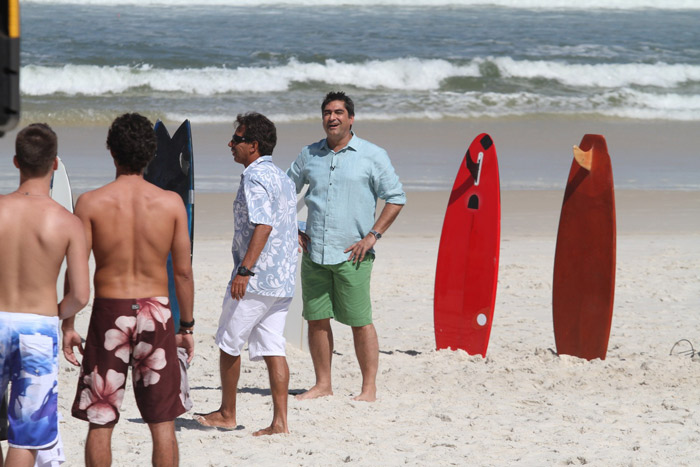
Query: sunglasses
231 133 249 145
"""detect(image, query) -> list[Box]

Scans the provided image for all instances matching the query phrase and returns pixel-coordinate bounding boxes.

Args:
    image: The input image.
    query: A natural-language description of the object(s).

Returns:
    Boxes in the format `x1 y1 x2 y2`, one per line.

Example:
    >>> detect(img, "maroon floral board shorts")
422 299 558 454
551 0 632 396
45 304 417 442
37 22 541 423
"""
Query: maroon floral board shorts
71 297 186 425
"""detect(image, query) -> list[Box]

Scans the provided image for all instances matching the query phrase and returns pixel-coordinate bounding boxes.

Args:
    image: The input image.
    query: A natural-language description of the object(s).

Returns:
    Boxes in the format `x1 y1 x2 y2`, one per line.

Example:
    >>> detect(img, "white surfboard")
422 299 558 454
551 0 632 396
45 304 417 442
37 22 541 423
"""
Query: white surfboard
285 188 309 352
50 157 73 299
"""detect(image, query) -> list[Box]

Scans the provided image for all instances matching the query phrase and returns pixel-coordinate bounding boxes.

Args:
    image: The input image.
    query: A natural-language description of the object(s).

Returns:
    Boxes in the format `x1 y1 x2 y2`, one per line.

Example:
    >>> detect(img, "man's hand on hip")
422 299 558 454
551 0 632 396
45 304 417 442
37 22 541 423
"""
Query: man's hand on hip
344 234 377 264
298 231 310 253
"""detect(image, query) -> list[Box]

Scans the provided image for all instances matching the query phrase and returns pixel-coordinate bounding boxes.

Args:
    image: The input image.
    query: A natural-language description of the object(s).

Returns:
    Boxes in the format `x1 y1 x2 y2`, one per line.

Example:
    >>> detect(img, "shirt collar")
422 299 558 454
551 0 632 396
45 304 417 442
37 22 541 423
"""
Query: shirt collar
323 131 359 153
242 155 272 174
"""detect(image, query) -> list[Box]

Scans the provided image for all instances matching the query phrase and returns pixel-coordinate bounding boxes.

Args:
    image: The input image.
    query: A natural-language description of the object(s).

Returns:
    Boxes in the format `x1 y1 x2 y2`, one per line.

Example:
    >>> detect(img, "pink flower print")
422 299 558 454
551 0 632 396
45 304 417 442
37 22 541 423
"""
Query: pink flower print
133 342 166 387
78 367 125 425
136 297 171 333
104 316 136 363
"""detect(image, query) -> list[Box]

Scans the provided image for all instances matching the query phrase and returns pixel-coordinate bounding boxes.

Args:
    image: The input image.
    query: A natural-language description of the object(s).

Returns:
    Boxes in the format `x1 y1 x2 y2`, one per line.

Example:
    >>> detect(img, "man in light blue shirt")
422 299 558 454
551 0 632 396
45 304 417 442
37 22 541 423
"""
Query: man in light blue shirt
196 112 297 436
287 92 405 402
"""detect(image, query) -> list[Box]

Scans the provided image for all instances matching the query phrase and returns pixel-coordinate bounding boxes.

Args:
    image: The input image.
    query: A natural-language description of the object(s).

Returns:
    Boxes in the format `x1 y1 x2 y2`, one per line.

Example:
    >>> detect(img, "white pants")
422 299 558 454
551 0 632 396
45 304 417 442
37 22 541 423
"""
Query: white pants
216 287 292 361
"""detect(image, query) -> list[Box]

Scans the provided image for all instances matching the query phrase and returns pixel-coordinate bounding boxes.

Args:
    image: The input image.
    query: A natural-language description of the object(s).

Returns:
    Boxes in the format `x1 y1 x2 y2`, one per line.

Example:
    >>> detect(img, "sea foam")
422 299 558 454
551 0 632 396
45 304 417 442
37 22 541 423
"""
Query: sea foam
21 58 700 96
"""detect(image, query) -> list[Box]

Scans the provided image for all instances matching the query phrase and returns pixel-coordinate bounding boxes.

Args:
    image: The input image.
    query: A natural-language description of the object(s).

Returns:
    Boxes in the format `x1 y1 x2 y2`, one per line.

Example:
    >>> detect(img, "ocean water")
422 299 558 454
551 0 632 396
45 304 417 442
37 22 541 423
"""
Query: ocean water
2 0 699 192
16 0 700 124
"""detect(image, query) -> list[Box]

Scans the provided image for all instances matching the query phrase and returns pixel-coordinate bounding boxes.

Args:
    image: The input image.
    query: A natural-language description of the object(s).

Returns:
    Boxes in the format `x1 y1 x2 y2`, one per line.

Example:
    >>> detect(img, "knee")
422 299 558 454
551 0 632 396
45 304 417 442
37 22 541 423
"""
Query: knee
352 323 375 333
308 318 331 331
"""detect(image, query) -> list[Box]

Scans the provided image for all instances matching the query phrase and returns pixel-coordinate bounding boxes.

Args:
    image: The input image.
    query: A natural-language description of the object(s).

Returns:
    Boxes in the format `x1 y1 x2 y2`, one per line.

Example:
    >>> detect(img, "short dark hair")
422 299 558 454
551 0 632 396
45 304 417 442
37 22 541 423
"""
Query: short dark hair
234 112 277 156
322 91 355 117
106 113 157 173
15 123 58 177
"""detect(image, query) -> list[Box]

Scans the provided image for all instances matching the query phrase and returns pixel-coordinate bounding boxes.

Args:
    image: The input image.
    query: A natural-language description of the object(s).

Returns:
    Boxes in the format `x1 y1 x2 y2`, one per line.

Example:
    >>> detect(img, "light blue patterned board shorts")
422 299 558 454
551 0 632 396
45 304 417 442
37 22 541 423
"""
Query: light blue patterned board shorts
0 311 59 449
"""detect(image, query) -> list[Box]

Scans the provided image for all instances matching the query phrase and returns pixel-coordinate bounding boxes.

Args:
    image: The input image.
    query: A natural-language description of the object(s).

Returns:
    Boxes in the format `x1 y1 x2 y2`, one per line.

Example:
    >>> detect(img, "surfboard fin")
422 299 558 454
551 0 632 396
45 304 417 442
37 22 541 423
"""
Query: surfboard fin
573 145 592 171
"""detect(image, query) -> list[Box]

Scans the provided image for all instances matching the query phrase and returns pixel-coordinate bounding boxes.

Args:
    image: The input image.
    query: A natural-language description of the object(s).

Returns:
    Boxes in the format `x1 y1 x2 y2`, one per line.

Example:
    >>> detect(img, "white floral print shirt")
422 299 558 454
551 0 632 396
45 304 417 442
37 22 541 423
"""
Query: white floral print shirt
232 156 298 297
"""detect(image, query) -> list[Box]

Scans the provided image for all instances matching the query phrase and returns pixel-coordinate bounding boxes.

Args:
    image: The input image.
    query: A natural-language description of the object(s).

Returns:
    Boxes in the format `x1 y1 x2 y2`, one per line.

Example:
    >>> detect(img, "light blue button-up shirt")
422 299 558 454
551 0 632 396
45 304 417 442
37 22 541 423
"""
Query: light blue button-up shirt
287 132 406 265
233 156 298 297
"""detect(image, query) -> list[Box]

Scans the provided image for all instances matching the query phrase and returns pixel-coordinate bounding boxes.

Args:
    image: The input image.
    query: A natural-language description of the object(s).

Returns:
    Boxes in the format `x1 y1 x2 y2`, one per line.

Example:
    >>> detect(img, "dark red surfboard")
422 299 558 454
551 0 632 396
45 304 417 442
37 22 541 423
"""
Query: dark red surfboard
434 133 501 356
553 134 616 360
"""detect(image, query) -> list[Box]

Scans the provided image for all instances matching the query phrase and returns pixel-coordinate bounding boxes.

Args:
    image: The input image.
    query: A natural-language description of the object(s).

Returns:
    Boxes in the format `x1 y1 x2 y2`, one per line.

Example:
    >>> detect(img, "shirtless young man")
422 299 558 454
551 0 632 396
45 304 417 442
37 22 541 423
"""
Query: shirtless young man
61 113 195 466
0 123 90 467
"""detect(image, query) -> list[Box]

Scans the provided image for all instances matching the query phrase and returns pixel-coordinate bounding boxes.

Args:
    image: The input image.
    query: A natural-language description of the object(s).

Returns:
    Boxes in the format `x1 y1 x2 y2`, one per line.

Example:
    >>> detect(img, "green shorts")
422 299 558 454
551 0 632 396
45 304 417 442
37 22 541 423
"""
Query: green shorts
301 253 374 327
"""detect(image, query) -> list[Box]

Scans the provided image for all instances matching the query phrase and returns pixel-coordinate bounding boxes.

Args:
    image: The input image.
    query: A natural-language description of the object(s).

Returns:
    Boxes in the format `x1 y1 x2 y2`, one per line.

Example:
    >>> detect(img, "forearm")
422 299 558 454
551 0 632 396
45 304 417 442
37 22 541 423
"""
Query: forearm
171 201 194 324
240 224 273 269
344 203 404 263
59 222 90 321
371 203 404 235
174 269 194 323
61 314 77 330
230 224 272 301
58 267 90 321
58 295 85 321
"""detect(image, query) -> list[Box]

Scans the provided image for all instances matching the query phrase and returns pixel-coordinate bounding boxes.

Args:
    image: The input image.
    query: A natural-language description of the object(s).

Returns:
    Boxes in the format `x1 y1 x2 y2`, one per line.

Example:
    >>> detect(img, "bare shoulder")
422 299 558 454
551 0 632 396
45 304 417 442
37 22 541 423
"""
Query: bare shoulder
149 184 186 212
74 183 121 218
74 186 104 213
0 193 10 215
53 201 84 231
28 197 86 241
73 192 93 221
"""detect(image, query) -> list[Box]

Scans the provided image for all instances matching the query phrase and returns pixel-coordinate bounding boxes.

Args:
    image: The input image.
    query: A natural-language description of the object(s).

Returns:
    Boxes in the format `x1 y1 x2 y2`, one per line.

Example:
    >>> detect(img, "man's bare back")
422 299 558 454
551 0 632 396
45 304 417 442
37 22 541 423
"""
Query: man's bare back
61 114 194 467
1 123 89 467
0 191 89 318
74 174 191 300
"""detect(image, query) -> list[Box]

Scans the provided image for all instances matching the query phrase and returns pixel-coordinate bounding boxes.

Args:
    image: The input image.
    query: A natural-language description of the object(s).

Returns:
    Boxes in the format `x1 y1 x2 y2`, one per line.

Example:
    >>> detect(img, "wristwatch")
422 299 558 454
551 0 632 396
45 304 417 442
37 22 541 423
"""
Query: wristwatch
237 266 255 277
369 229 382 240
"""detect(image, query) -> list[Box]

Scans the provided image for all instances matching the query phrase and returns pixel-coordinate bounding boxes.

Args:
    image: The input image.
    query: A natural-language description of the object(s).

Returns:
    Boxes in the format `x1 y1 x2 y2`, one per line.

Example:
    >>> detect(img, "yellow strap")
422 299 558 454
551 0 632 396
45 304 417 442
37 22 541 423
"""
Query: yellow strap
8 0 20 38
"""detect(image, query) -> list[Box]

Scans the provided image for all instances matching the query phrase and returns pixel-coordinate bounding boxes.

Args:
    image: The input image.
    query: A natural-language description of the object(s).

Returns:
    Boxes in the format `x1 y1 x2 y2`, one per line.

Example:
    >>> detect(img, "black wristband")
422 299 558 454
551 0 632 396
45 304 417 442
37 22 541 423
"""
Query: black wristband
180 318 195 328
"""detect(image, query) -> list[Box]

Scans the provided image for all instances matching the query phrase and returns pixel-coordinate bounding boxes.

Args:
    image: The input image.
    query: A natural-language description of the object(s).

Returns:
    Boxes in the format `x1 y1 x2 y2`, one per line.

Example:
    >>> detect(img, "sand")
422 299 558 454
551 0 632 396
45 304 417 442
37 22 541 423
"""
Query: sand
2 119 699 465
45 187 699 466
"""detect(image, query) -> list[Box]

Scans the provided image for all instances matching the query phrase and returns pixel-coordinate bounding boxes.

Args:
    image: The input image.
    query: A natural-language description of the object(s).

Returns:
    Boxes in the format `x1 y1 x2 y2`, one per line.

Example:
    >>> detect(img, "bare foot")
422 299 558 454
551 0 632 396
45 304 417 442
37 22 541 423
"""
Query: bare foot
252 425 289 437
194 411 239 430
352 389 376 402
294 385 333 401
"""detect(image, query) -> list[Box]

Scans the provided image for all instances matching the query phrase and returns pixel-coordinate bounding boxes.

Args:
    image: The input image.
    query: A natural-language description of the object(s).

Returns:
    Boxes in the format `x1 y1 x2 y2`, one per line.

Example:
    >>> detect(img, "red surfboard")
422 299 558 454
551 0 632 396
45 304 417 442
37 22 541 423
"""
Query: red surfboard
434 133 501 356
552 134 616 360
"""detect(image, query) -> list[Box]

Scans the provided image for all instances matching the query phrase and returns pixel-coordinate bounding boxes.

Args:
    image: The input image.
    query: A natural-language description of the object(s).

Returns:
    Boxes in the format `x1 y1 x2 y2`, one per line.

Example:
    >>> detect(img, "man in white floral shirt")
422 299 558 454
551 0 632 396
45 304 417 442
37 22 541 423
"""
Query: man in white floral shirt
195 112 297 436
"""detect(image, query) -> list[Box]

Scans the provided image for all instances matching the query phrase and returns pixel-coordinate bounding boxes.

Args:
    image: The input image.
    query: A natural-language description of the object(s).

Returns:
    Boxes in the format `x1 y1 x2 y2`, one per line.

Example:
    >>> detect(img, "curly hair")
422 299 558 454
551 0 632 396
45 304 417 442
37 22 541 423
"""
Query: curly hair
15 123 58 177
234 112 277 156
322 91 355 117
106 113 157 173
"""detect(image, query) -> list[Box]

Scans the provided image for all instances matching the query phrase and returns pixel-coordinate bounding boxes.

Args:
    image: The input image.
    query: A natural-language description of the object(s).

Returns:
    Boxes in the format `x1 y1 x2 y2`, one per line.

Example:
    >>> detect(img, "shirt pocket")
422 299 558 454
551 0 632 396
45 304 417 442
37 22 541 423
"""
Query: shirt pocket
19 334 56 377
